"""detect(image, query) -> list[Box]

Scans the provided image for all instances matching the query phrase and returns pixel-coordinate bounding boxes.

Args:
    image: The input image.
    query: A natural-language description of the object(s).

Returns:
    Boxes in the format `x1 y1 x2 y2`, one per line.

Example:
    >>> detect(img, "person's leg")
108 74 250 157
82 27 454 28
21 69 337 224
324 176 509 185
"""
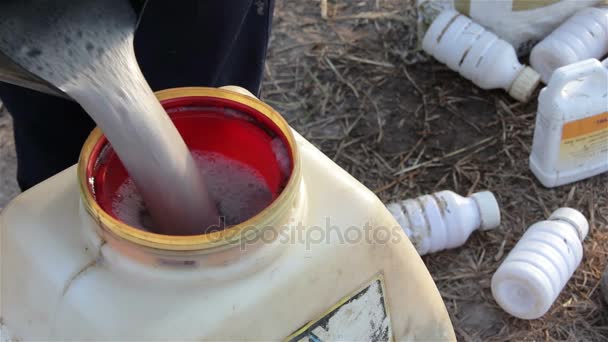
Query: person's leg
134 0 274 96
0 84 95 190
215 0 274 95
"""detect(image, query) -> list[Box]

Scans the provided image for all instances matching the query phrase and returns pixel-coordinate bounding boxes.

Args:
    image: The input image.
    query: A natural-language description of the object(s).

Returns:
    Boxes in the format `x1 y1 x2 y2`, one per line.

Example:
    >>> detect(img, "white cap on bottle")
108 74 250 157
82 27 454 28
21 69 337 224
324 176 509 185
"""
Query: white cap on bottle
549 207 589 241
508 66 541 102
471 191 501 230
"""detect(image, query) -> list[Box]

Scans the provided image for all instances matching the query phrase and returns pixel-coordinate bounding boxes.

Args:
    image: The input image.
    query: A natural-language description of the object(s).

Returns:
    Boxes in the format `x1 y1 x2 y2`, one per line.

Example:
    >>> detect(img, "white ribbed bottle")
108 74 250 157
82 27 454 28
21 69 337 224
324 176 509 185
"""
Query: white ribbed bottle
386 190 501 255
531 6 608 83
422 10 540 102
491 208 589 320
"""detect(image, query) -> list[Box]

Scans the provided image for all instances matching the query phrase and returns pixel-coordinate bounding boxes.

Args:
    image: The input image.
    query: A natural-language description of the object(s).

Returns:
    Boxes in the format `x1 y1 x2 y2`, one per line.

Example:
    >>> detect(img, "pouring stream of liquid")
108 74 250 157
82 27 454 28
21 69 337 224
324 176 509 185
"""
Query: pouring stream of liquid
0 0 219 234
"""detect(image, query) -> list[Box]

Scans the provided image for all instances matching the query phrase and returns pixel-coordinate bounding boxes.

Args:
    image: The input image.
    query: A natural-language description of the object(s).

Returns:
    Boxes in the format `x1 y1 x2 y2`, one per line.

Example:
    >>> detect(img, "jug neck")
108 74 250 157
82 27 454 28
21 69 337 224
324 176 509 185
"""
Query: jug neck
77 87 302 269
79 178 305 270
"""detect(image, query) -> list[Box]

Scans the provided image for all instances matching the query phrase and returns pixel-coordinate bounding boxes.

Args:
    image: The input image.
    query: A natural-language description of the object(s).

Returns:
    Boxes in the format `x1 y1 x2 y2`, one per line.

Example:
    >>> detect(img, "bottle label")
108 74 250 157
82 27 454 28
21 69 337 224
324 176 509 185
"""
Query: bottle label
559 112 608 168
511 0 561 11
453 0 562 14
286 275 392 341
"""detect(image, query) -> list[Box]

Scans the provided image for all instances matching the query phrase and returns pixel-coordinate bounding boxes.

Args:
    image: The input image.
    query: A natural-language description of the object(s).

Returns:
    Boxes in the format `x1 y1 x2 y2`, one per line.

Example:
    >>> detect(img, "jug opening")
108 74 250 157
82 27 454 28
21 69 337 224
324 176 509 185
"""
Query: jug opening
78 88 297 249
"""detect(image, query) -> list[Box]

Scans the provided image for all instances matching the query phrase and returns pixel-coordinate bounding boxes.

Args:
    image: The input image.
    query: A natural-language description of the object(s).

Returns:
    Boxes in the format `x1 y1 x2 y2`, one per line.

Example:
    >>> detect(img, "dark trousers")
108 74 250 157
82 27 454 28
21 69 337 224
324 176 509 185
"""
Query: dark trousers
0 0 273 190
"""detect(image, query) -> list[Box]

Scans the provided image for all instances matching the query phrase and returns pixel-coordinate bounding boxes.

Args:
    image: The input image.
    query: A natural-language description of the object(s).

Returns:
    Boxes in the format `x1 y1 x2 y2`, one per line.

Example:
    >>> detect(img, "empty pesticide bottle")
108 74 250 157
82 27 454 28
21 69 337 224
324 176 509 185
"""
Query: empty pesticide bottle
386 190 501 255
529 58 608 187
531 6 608 83
492 208 588 320
422 10 541 102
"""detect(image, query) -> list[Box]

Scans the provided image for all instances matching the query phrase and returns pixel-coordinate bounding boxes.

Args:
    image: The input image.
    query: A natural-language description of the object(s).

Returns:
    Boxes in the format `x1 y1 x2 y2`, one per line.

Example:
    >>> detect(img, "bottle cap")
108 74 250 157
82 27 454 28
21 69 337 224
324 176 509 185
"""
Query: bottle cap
471 191 501 230
549 207 589 241
508 66 541 102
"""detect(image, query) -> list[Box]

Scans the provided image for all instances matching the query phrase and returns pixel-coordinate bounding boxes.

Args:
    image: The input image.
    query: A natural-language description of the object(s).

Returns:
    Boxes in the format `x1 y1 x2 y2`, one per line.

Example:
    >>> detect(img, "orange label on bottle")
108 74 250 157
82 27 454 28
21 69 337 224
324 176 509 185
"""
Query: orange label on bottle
559 112 608 167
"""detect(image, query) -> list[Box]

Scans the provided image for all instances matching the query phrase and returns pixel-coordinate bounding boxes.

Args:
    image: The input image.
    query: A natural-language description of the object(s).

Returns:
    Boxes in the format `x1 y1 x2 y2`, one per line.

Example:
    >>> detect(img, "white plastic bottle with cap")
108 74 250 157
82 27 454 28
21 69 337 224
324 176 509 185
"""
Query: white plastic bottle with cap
491 208 588 320
386 190 501 255
530 6 608 83
529 58 608 187
422 10 540 102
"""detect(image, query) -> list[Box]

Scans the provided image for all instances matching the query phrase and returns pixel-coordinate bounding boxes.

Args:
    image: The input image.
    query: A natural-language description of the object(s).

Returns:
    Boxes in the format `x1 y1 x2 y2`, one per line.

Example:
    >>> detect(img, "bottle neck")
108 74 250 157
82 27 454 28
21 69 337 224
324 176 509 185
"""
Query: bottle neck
548 218 582 242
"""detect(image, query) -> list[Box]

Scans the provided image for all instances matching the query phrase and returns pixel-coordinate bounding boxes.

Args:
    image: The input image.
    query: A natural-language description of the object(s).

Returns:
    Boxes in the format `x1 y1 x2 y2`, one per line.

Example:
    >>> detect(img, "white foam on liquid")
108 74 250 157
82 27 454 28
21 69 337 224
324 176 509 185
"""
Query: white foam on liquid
271 137 291 176
113 151 273 231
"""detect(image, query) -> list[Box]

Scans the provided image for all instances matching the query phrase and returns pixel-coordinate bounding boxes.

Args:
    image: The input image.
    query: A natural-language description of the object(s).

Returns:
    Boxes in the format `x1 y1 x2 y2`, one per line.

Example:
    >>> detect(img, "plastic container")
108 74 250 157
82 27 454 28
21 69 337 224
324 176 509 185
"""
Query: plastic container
0 88 455 341
422 10 541 102
417 0 602 56
529 58 608 187
491 208 589 320
387 190 501 255
530 6 608 83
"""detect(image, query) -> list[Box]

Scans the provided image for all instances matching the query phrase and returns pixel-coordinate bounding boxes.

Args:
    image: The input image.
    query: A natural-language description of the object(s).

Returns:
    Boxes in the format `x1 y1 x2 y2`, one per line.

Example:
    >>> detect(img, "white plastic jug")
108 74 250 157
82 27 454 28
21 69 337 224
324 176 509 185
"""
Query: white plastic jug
529 59 608 187
0 88 454 341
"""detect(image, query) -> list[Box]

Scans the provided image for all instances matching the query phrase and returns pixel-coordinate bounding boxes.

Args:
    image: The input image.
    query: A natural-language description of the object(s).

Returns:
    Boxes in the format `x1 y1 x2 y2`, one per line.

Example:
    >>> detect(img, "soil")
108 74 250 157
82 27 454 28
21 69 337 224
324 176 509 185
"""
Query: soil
0 0 607 340
261 1 608 340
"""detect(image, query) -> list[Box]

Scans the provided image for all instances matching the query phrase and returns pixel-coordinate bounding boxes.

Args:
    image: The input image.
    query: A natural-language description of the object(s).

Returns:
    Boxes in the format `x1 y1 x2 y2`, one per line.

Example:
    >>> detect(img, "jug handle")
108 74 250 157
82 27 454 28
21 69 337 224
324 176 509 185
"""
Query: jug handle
543 59 608 101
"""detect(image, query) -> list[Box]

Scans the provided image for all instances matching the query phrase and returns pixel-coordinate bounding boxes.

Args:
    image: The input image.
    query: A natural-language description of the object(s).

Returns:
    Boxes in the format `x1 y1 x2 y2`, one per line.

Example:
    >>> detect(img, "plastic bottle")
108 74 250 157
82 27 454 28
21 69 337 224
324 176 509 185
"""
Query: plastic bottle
417 0 601 57
491 208 589 320
422 10 541 102
386 190 501 255
529 58 608 187
0 87 454 341
530 6 608 83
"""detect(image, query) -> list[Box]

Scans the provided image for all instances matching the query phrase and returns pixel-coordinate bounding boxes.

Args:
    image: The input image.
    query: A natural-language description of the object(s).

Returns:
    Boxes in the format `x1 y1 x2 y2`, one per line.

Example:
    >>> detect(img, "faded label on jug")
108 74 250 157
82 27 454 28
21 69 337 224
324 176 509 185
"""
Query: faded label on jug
286 275 392 342
559 112 608 168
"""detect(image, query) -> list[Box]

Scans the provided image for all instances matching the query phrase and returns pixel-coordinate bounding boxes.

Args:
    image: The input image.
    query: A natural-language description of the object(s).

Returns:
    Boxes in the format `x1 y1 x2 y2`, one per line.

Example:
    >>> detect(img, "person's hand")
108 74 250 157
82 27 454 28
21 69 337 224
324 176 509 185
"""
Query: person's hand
219 85 256 98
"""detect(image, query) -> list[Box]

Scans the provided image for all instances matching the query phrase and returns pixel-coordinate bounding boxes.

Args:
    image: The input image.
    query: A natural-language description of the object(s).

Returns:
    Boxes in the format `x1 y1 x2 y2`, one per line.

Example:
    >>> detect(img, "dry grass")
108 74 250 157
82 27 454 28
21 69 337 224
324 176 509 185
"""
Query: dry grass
264 0 608 340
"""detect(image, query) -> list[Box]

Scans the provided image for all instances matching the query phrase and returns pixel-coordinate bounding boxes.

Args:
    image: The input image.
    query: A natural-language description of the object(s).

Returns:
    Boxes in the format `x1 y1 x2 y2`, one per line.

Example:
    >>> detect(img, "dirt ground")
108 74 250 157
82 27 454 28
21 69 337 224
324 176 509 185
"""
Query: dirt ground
262 0 608 340
0 0 606 340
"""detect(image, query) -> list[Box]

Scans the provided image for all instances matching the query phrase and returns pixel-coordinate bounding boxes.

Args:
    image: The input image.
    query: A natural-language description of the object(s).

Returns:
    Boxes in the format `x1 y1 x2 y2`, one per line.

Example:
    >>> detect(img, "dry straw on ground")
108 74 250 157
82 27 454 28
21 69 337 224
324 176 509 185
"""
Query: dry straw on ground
263 0 608 340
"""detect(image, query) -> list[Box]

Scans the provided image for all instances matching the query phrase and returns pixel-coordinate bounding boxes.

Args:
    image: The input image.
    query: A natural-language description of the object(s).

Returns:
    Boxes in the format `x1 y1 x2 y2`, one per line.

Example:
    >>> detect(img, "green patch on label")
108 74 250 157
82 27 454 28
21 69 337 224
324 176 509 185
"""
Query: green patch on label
512 0 561 11
454 0 471 16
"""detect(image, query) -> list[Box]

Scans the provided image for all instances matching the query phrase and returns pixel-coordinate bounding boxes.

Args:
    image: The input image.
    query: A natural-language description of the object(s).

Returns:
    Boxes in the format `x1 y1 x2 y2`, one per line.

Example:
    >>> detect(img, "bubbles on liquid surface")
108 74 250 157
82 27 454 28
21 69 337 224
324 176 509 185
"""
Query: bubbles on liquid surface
271 137 291 176
112 151 274 232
